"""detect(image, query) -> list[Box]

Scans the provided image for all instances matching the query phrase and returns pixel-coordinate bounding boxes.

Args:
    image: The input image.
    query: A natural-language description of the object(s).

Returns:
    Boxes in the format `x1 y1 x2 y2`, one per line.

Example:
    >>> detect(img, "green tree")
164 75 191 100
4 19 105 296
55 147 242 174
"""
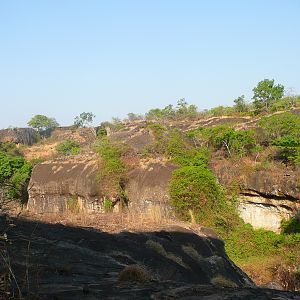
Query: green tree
252 79 284 112
127 113 143 122
28 115 59 133
74 112 95 127
233 95 248 113
176 98 197 119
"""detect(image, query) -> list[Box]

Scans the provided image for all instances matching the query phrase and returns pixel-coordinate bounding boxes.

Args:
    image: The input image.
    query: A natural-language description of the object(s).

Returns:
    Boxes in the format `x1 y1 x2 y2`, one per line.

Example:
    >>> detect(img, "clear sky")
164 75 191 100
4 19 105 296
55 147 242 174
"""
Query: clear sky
0 0 299 128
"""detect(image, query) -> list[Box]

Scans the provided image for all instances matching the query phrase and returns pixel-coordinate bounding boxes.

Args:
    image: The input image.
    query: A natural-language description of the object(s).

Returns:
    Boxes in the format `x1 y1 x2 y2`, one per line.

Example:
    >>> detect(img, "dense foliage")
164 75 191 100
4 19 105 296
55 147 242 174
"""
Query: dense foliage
28 114 59 133
0 150 32 202
252 79 284 113
259 112 300 165
170 166 230 227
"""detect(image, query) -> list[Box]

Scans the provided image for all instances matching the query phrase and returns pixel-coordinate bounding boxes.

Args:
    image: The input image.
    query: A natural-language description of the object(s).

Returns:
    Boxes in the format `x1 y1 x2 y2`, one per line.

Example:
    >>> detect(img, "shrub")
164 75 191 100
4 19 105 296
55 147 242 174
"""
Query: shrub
189 126 257 158
182 245 202 261
93 137 127 196
0 142 23 156
0 151 32 202
272 136 300 165
118 264 152 283
169 166 225 224
258 112 300 141
211 275 238 288
281 217 300 235
56 140 81 155
103 198 113 212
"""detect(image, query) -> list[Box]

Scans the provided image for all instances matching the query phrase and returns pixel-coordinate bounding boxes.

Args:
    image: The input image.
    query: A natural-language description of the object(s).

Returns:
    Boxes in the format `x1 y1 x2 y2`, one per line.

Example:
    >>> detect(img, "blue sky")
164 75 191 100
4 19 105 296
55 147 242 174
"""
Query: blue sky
0 0 299 128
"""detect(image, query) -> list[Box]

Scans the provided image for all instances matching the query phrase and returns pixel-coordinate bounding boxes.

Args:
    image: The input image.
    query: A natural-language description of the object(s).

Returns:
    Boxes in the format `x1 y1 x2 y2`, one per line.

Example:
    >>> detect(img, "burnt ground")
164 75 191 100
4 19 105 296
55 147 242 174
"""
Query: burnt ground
0 216 299 300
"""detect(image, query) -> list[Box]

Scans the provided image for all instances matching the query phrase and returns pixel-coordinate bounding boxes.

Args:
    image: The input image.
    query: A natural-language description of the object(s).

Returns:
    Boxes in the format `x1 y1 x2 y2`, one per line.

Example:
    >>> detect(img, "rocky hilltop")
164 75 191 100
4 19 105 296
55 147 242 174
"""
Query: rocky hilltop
22 114 300 233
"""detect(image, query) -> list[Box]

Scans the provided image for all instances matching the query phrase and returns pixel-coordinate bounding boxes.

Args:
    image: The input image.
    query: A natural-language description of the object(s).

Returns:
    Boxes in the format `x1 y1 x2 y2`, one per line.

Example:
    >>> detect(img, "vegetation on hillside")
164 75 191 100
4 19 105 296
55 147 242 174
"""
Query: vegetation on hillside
1 78 300 290
27 114 59 135
56 140 81 155
93 137 128 204
0 143 32 207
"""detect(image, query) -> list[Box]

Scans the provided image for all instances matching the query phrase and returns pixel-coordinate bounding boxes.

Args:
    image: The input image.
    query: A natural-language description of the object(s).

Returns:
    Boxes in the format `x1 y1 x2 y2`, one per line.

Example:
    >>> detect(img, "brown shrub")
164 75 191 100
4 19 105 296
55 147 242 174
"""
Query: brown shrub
118 264 152 283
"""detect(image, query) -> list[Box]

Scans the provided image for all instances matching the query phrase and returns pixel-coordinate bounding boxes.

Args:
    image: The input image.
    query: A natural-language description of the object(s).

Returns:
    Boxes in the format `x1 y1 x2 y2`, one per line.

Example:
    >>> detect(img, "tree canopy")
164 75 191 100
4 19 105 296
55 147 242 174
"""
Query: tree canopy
252 79 284 112
27 115 59 132
74 112 95 127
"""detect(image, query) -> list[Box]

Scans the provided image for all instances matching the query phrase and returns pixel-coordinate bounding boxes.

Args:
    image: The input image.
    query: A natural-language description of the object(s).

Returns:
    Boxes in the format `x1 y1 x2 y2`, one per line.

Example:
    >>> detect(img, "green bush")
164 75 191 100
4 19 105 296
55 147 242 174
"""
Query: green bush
56 140 81 155
94 137 126 178
0 142 23 156
169 166 226 224
272 135 300 165
0 151 32 201
190 126 256 158
93 137 127 196
258 112 300 141
281 217 300 235
270 96 298 112
103 198 113 212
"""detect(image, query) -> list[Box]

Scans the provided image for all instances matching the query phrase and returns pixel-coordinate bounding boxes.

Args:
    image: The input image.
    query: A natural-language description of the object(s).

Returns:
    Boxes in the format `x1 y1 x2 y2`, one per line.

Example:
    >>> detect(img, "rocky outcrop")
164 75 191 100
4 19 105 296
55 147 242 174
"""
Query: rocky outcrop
126 161 177 212
110 123 155 154
1 216 299 299
50 126 97 145
0 128 38 145
213 161 300 232
238 194 295 232
27 156 176 214
27 154 103 213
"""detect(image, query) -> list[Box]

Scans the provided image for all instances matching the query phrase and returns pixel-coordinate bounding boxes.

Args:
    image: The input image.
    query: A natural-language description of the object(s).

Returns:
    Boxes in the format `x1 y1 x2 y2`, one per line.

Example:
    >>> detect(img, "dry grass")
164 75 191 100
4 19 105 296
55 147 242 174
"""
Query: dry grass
118 264 152 283
145 240 168 256
182 245 202 261
211 275 238 288
145 239 188 269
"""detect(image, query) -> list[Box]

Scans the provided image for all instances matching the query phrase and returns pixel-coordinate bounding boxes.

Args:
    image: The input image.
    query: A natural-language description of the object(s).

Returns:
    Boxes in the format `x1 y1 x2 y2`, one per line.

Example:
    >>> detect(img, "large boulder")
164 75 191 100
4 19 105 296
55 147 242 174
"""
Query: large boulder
27 154 102 213
125 161 178 212
0 216 256 299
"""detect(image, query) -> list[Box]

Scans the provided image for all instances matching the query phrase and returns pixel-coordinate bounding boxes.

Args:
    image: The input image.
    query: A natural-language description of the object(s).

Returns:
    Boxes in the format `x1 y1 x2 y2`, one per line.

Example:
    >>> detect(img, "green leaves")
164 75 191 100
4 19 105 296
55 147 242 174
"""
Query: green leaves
56 140 81 155
28 115 59 132
252 79 284 113
259 112 300 141
73 112 95 128
0 151 32 200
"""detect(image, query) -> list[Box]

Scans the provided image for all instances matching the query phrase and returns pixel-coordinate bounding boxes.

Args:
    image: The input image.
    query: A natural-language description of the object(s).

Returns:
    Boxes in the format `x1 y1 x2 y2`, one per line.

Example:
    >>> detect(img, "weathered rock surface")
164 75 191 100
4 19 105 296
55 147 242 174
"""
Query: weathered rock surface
50 126 97 145
110 123 155 154
27 155 102 213
0 128 38 145
126 161 177 211
238 194 295 232
213 161 300 232
1 217 299 299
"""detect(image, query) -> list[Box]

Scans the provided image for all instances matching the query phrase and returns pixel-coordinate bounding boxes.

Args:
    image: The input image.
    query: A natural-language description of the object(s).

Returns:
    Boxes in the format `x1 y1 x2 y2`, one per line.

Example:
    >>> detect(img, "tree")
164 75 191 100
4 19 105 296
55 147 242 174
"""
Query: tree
127 113 143 122
176 98 198 119
74 112 95 128
252 79 284 112
27 115 59 133
233 95 248 113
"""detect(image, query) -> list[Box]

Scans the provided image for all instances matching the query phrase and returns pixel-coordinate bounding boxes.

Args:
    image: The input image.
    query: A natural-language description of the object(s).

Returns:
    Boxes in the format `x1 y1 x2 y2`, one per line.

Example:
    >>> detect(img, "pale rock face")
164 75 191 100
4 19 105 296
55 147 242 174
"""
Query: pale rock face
238 195 297 232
